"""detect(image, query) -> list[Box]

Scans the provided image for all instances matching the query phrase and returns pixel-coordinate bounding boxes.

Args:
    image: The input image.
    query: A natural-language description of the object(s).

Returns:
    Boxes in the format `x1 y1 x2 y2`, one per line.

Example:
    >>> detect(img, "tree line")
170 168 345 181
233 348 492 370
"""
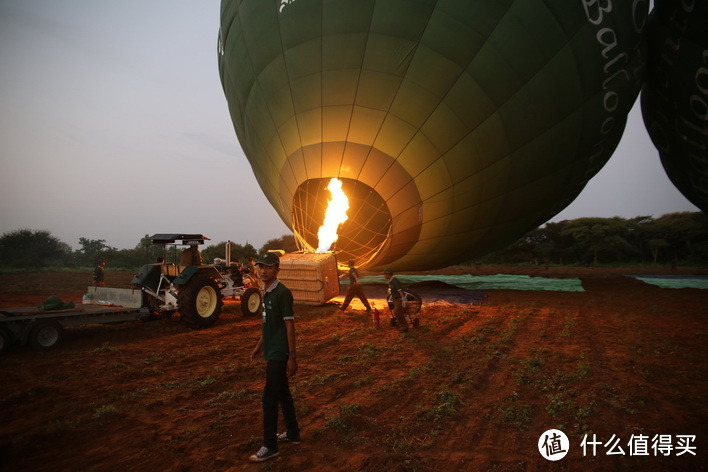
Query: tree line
0 231 297 270
477 212 708 266
1 212 706 270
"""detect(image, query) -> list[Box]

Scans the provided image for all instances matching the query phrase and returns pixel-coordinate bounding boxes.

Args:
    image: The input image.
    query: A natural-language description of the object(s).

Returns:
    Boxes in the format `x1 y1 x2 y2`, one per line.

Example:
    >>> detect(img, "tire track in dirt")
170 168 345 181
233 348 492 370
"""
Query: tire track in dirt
436 303 564 457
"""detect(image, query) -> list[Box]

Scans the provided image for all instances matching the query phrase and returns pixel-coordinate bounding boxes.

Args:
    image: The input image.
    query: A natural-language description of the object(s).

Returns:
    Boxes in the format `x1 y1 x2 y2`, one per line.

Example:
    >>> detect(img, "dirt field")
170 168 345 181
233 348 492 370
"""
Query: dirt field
0 267 706 471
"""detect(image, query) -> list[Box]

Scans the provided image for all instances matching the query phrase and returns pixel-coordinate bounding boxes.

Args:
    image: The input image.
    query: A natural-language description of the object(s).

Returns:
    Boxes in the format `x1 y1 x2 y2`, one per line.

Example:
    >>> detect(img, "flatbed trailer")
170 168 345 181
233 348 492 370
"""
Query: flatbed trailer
0 303 151 354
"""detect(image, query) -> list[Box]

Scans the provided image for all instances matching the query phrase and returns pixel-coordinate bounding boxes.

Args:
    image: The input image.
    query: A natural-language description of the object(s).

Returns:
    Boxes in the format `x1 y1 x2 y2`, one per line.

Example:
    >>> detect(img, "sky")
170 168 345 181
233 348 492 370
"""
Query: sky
0 0 699 251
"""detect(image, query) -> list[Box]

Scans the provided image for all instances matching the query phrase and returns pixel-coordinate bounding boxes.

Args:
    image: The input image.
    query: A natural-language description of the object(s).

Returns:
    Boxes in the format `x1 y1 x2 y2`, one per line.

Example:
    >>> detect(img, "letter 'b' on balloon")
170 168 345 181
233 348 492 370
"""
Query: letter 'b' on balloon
218 0 648 270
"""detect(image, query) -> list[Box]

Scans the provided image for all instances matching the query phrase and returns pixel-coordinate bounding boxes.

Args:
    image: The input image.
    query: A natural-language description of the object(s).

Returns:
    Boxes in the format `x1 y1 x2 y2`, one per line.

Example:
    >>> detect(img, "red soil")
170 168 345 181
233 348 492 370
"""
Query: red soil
0 267 706 471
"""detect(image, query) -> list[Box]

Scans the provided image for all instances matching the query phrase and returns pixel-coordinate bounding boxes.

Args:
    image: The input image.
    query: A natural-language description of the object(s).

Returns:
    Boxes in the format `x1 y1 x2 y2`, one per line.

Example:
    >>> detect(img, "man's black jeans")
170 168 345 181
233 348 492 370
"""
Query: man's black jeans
263 359 299 449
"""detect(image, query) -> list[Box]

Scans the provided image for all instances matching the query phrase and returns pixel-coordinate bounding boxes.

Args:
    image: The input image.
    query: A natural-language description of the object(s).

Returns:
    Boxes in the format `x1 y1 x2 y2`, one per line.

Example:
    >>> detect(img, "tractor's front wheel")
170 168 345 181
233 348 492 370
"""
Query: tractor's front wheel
177 273 223 329
240 288 262 316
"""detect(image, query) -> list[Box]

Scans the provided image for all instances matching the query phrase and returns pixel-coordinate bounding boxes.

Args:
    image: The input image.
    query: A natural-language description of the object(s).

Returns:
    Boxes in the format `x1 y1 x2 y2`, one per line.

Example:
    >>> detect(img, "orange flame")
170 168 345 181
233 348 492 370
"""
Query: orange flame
316 178 349 252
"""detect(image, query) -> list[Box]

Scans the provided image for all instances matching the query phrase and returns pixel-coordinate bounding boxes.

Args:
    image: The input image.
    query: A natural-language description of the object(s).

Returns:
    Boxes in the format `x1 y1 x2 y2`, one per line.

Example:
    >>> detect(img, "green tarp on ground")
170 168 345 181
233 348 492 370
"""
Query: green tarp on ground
631 276 708 289
38 295 75 310
356 274 584 292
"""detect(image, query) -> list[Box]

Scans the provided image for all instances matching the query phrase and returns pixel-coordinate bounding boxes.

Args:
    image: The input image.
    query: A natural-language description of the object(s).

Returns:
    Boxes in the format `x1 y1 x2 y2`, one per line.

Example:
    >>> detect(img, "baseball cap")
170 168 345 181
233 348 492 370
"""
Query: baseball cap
256 252 280 266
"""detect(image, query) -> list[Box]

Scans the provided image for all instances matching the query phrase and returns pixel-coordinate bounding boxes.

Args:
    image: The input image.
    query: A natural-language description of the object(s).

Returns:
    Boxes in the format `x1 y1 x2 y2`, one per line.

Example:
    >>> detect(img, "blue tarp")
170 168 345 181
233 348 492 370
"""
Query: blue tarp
356 274 584 292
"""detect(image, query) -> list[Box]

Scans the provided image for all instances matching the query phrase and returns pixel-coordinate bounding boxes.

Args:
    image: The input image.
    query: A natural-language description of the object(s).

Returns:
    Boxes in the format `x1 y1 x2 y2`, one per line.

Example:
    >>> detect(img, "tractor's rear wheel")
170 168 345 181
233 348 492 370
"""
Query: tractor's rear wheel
240 288 262 316
177 273 223 329
28 320 64 350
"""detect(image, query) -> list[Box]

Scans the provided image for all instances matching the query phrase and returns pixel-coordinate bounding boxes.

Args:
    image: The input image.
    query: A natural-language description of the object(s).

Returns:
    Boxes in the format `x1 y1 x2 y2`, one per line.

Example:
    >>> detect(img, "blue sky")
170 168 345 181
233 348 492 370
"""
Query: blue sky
0 0 698 251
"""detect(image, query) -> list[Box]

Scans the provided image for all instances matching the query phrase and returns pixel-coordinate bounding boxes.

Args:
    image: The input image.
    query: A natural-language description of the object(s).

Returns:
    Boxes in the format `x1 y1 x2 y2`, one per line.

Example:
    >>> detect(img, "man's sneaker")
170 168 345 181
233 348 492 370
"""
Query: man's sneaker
277 431 301 444
248 446 279 462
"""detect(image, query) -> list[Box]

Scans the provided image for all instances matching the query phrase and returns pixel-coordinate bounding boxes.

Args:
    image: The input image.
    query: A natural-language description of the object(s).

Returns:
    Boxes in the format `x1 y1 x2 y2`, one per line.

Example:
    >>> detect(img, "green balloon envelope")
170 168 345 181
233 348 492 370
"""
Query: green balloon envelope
641 0 708 214
219 0 647 270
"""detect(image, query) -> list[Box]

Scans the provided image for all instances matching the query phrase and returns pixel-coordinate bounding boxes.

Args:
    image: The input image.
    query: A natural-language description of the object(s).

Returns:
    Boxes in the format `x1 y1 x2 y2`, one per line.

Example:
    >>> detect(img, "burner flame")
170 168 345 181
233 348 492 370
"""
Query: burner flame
316 178 349 252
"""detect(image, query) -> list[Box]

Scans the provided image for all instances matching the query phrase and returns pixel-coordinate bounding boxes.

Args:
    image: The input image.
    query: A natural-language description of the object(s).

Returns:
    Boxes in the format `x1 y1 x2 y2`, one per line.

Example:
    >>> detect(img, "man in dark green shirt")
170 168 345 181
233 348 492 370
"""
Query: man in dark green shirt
249 252 300 462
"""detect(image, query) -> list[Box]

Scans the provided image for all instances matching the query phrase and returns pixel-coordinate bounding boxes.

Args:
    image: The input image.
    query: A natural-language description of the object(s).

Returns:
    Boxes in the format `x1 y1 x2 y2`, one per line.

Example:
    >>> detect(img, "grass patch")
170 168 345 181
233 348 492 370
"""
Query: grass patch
376 374 410 393
353 375 373 387
523 356 545 372
208 389 251 405
546 391 593 433
301 372 342 388
94 404 118 418
497 404 533 430
560 315 577 337
46 418 79 433
418 387 460 422
547 393 572 417
336 354 355 365
516 355 546 385
161 379 182 389
496 393 533 430
358 342 382 359
197 375 217 388
406 361 434 380
325 404 363 440
93 342 118 354
534 361 591 393
575 360 591 379
126 388 150 400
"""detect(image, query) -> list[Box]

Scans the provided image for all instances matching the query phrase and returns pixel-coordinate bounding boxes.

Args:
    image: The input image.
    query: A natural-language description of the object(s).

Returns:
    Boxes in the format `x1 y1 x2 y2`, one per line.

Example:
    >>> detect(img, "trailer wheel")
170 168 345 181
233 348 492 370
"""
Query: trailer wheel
0 327 12 355
240 288 262 316
178 273 223 329
28 320 64 350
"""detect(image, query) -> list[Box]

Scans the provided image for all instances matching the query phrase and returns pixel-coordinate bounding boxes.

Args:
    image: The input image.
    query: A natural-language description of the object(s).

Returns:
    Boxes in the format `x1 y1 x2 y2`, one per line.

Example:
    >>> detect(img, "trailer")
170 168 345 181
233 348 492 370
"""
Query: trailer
0 298 151 355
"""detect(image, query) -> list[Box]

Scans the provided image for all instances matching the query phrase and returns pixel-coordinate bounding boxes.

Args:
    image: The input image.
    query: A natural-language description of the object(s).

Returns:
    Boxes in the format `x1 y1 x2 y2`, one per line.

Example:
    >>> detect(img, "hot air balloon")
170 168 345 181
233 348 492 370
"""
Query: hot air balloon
218 0 648 270
641 0 708 213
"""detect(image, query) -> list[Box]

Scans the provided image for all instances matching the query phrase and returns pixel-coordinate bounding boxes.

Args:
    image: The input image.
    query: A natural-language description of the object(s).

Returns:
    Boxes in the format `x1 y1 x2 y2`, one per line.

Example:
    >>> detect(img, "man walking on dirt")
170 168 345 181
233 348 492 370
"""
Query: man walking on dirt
339 260 372 313
384 268 409 333
249 252 301 462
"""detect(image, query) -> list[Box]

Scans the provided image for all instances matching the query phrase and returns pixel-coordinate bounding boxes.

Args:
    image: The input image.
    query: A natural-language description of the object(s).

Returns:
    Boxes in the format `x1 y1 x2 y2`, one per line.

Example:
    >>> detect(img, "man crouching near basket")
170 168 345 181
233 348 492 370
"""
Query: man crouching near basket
249 252 301 462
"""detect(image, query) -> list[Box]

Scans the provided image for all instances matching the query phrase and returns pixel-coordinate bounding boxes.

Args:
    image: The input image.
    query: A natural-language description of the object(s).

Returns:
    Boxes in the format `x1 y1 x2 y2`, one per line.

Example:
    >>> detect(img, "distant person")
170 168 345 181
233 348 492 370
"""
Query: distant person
93 260 106 287
340 260 371 313
156 256 165 264
243 256 257 279
179 243 202 266
249 251 301 462
384 268 408 333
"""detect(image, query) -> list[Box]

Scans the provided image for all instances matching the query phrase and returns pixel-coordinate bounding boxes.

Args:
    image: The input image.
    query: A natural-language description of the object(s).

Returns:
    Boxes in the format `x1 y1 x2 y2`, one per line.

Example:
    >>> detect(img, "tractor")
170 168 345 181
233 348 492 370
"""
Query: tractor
0 235 263 354
130 234 262 329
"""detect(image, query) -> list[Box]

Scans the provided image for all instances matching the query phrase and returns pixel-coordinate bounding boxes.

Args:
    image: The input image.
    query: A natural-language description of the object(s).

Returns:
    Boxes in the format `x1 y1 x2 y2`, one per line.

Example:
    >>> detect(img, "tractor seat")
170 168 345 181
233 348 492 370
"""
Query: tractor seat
160 264 185 277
